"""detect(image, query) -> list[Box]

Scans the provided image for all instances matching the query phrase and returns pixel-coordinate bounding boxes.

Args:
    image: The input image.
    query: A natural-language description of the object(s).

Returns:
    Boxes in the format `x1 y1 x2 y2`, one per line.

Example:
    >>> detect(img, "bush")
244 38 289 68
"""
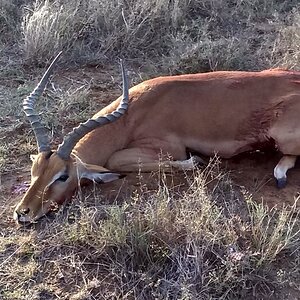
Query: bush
18 0 300 71
0 0 25 43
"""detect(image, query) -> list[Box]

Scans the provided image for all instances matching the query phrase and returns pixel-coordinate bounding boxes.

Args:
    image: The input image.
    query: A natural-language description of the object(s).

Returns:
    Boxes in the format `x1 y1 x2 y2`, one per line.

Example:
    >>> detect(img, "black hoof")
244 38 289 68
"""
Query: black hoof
192 156 207 166
276 177 287 189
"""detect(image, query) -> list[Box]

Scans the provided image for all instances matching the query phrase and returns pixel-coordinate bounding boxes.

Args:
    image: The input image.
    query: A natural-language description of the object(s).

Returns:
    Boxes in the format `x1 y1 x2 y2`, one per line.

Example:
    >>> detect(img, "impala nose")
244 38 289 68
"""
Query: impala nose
20 208 30 215
22 208 30 215
13 208 31 224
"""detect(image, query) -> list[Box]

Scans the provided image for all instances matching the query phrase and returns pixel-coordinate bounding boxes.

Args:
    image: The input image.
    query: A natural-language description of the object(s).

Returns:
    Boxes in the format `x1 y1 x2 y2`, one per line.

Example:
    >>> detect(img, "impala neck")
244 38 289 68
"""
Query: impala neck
71 118 129 167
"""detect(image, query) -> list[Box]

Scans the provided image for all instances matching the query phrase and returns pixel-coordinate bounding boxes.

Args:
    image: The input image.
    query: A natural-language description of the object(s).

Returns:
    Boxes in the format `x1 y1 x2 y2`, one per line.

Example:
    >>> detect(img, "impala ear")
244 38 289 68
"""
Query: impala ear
75 157 125 183
80 171 125 183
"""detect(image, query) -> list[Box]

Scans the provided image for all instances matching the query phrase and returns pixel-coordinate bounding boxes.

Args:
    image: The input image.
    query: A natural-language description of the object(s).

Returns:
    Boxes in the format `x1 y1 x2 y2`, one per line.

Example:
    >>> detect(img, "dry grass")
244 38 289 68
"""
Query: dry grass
0 0 24 43
15 0 300 72
275 10 300 69
0 164 299 299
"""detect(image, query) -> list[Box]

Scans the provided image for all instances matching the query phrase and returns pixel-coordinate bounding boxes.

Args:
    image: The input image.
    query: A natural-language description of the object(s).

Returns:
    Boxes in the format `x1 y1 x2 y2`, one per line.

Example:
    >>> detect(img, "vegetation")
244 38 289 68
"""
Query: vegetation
1 0 300 71
0 0 300 299
1 165 300 299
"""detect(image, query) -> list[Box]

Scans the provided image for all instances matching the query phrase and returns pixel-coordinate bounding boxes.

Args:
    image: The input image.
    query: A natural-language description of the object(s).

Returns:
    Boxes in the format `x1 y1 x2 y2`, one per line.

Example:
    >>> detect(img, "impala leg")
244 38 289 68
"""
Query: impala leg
274 155 297 188
106 147 204 172
169 155 206 170
115 156 203 172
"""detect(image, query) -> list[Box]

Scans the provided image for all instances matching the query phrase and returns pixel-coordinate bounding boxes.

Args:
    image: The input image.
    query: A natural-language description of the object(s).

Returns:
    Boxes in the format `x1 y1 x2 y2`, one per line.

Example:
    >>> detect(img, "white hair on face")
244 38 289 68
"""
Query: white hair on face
46 169 67 188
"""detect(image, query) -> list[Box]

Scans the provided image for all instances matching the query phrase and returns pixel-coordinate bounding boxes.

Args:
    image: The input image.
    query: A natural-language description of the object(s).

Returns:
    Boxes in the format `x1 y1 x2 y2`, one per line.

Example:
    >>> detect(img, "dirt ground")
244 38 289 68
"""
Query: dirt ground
227 151 300 207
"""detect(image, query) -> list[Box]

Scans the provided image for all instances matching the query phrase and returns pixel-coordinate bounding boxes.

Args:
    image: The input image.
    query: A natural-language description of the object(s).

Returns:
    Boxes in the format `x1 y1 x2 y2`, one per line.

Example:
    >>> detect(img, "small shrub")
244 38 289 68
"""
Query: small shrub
19 0 300 71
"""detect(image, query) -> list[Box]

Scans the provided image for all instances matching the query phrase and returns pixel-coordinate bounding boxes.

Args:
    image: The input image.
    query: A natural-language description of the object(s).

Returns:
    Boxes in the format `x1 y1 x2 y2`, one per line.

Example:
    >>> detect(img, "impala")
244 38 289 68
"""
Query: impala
14 53 300 223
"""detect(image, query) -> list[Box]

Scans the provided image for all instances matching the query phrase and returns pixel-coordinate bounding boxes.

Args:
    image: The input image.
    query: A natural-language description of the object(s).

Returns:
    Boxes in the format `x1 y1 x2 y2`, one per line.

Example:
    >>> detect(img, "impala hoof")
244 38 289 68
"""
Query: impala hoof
276 177 287 189
192 155 207 166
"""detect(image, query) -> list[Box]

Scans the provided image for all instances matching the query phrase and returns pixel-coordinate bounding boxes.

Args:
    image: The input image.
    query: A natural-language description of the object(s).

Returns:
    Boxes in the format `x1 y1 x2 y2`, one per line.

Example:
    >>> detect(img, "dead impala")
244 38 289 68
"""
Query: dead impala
14 52 300 223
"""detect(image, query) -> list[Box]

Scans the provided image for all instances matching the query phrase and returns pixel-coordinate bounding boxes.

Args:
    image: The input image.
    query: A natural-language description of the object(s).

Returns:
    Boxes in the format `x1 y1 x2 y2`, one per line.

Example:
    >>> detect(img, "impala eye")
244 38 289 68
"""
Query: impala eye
57 174 69 182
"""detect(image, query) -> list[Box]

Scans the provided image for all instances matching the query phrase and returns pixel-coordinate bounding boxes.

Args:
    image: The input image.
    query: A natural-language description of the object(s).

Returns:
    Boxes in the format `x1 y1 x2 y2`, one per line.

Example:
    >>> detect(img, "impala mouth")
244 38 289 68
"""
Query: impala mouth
13 210 32 224
13 211 49 225
13 203 54 225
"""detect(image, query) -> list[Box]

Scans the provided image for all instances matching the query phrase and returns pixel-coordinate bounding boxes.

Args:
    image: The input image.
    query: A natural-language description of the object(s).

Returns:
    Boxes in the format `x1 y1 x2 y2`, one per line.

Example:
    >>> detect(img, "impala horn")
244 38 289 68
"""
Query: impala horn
23 52 62 152
56 59 129 160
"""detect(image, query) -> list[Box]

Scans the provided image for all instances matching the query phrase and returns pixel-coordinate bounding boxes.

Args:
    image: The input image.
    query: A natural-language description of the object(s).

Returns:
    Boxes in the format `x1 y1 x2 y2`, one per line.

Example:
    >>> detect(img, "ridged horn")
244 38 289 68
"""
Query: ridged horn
56 59 129 160
23 52 62 152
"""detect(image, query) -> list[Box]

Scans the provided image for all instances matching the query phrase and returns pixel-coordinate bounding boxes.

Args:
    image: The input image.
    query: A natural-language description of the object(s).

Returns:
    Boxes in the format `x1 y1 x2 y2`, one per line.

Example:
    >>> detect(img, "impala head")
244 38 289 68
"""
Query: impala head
14 53 129 224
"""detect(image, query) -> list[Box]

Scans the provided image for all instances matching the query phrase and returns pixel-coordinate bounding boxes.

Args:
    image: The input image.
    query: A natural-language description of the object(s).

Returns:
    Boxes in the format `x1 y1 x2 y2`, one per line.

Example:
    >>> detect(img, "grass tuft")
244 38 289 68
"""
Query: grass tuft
17 0 300 71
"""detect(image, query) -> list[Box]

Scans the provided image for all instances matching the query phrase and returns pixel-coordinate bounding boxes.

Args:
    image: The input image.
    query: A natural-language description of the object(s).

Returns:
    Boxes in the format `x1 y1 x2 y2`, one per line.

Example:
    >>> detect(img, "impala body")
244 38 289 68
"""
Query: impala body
14 53 300 223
